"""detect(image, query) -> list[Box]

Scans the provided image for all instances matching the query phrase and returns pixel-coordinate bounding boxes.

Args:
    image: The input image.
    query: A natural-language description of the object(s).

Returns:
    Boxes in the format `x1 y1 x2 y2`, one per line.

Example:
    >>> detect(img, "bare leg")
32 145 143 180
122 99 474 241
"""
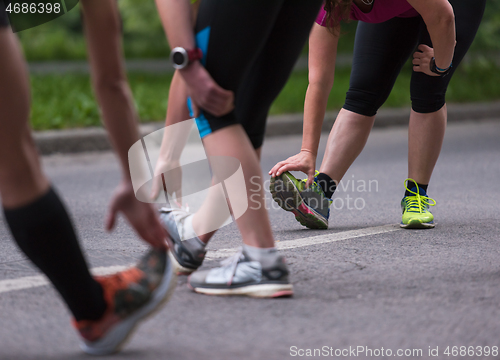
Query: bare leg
0 28 109 324
200 125 274 248
407 106 447 185
155 0 265 245
255 147 262 160
0 10 176 348
319 109 375 184
156 75 264 246
196 144 263 244
166 71 192 126
0 29 49 207
150 71 192 201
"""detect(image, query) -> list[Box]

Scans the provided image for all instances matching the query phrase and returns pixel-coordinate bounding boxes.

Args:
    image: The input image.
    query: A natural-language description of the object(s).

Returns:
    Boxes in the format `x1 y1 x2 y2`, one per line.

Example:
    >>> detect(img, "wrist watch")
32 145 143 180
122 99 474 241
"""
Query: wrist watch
430 57 452 77
170 47 203 70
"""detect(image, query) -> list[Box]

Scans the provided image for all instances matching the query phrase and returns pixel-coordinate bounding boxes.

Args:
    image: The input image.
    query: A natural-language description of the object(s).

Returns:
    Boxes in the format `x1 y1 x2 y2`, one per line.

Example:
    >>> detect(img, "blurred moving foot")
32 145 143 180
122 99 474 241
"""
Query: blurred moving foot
270 171 332 229
401 178 436 229
188 249 293 298
73 249 177 355
159 207 206 275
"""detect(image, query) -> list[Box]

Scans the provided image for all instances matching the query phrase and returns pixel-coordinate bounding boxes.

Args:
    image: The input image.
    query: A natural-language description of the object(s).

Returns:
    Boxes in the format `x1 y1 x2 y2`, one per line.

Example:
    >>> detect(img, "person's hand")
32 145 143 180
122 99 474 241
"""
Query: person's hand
151 159 183 203
412 44 440 77
180 61 234 117
269 150 317 188
106 180 168 250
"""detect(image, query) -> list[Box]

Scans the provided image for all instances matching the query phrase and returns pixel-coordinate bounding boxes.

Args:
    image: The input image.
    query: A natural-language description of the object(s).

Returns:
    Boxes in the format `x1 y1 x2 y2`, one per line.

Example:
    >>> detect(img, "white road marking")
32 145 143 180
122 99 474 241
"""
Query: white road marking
0 224 399 294
206 224 399 260
0 265 129 295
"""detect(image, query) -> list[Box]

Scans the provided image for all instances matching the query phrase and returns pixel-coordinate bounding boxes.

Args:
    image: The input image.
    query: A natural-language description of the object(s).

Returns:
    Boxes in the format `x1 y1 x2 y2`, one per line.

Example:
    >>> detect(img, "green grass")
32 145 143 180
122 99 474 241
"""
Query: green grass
271 61 500 114
29 61 500 131
17 1 500 61
18 1 170 61
30 73 172 130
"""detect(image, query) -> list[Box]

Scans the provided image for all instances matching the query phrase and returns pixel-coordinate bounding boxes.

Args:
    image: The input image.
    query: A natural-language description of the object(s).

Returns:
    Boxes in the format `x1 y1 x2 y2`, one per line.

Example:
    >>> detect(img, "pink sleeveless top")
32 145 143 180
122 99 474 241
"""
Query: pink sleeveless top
316 0 418 26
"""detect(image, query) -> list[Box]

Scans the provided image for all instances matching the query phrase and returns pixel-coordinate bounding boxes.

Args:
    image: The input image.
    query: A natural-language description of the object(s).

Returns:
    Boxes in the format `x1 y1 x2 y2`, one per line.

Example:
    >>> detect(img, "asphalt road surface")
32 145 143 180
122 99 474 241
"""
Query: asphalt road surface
1 119 499 360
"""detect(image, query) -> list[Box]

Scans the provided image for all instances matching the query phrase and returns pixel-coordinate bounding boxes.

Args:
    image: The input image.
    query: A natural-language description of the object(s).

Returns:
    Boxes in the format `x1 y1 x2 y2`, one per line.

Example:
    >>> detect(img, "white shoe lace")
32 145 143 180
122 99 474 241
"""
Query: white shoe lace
171 207 191 222
161 205 194 240
219 248 244 286
173 200 189 212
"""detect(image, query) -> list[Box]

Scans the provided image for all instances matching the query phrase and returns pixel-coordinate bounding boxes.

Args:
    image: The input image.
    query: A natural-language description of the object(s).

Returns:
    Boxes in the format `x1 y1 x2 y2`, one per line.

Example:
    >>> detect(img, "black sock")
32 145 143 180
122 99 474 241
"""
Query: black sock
405 180 428 197
3 187 106 321
315 173 337 198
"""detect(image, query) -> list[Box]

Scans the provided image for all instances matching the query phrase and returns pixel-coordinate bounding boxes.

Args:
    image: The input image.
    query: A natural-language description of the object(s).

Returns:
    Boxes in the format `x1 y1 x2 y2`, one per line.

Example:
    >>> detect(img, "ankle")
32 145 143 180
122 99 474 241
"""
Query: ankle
315 172 337 198
405 180 428 197
198 233 212 244
243 244 279 268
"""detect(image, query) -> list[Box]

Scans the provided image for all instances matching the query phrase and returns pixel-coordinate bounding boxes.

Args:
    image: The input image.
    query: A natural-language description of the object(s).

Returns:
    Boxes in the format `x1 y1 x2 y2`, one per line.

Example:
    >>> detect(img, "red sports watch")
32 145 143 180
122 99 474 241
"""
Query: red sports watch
170 47 203 70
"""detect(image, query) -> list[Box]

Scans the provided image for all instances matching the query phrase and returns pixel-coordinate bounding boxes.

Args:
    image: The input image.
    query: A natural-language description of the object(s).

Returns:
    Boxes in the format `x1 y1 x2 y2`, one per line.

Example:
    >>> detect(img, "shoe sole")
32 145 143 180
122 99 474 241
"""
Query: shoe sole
270 175 327 230
189 283 294 298
400 219 435 229
160 210 203 275
168 250 197 275
80 253 178 355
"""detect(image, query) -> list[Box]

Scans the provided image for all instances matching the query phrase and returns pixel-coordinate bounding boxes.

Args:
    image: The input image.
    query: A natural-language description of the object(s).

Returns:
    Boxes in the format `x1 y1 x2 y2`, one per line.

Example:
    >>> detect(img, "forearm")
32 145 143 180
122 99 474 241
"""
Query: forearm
408 0 455 69
301 84 330 156
158 71 191 163
302 23 338 156
96 84 140 180
155 0 205 98
163 0 201 129
156 0 234 118
82 0 139 181
426 11 455 68
430 29 455 70
156 0 195 53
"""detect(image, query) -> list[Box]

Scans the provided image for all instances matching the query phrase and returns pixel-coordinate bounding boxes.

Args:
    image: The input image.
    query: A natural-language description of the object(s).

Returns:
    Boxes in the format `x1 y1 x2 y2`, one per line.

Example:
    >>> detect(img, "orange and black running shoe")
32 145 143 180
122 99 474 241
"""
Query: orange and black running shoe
73 249 176 355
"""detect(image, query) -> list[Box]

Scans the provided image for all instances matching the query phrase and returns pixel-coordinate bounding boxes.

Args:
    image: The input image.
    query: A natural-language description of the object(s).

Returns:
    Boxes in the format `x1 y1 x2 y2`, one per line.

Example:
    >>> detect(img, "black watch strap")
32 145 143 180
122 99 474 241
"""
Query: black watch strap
430 57 452 77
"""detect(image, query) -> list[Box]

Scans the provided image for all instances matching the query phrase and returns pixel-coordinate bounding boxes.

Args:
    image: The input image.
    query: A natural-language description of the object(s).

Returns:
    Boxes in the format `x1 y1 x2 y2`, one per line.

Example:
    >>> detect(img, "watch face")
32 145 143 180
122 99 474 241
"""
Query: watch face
173 52 185 66
171 47 189 69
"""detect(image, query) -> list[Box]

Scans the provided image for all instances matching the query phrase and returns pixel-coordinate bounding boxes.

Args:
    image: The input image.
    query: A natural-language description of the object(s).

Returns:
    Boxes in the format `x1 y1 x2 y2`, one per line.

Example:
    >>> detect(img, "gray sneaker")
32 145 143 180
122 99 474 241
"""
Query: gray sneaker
188 249 293 298
159 207 206 275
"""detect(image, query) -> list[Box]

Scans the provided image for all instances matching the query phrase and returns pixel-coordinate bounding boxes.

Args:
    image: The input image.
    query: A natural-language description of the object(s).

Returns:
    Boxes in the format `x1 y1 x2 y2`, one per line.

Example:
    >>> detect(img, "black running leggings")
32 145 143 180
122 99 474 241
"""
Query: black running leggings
193 0 323 149
344 0 486 117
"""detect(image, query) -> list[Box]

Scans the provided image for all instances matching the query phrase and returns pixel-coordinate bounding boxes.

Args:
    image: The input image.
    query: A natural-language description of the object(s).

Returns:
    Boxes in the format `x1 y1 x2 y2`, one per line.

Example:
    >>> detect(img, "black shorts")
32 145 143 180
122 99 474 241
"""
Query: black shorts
0 1 10 28
343 0 486 116
192 0 322 149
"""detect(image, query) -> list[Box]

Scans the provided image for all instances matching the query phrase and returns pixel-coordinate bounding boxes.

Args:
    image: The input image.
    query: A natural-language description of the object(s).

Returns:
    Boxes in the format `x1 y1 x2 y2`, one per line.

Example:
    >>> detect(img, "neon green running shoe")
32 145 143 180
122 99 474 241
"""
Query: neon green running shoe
400 178 436 229
270 171 332 229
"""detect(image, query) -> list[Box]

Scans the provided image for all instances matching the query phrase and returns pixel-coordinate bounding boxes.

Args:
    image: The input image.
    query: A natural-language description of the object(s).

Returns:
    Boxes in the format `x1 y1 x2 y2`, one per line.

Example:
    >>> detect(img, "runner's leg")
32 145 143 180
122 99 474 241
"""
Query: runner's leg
319 17 421 183
195 0 322 247
0 28 107 322
408 0 486 184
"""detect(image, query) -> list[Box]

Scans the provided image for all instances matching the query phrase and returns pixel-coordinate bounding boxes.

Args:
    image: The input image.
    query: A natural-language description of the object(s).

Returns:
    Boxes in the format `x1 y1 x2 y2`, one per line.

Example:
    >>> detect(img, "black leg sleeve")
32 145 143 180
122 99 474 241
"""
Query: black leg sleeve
3 187 106 321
